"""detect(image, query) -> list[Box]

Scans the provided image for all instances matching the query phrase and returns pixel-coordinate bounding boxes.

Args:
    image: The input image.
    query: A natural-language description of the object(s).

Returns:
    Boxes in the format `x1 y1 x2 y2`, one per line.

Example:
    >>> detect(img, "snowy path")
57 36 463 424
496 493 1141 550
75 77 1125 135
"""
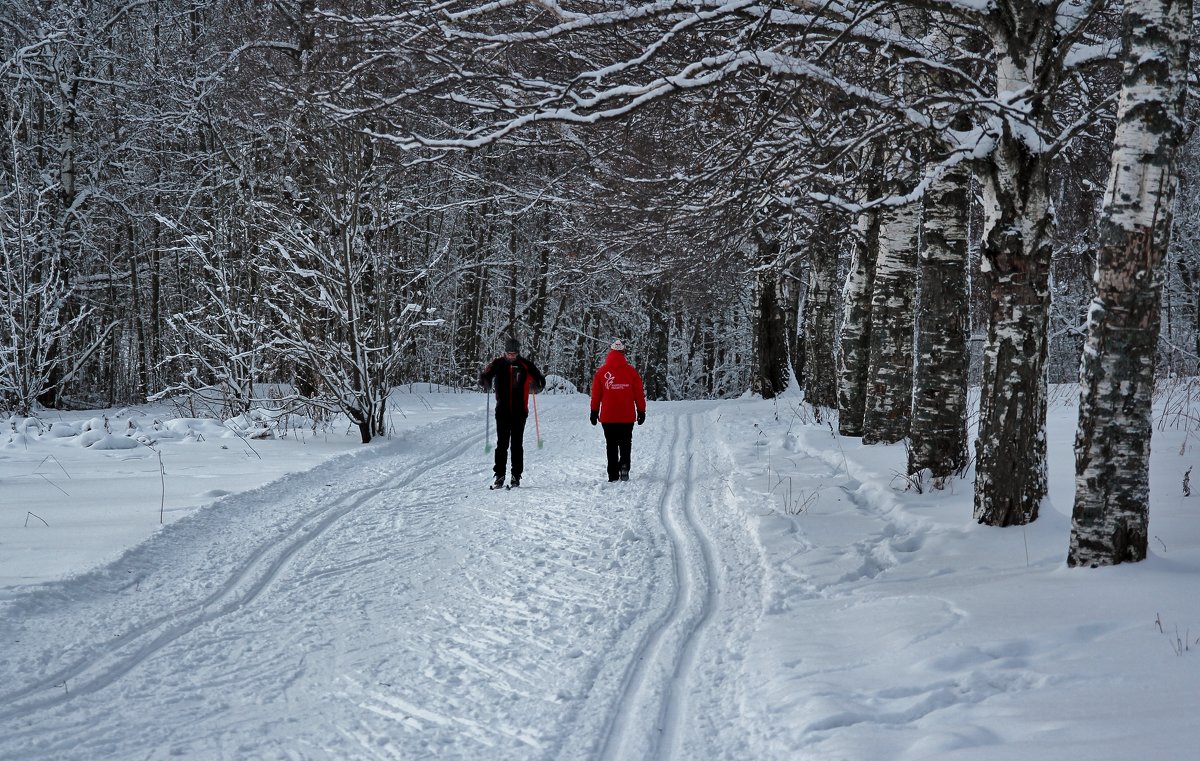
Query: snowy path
593 412 718 761
0 427 488 726
6 393 1200 760
0 398 764 760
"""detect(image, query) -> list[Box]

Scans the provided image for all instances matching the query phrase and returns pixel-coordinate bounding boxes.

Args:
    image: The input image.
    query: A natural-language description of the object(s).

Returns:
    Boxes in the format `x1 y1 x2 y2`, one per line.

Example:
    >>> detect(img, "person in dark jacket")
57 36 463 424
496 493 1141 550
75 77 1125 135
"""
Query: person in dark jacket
480 337 546 489
590 339 647 482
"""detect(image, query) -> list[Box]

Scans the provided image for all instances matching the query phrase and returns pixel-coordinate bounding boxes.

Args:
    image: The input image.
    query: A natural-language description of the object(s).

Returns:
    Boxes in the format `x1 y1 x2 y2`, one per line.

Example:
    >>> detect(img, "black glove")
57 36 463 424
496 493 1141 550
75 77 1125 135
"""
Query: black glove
590 410 599 426
636 409 645 425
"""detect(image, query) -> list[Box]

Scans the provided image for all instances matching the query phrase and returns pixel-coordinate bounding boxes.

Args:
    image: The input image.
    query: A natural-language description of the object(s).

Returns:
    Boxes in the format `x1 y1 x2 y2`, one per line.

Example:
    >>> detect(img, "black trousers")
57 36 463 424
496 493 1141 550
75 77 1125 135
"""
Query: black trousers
601 422 634 480
494 411 528 479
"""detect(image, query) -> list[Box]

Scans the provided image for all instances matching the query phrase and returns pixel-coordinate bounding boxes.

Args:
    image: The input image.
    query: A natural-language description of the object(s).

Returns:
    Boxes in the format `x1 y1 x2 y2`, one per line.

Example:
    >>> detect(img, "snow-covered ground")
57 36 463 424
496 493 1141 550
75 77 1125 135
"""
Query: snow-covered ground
2 385 1199 760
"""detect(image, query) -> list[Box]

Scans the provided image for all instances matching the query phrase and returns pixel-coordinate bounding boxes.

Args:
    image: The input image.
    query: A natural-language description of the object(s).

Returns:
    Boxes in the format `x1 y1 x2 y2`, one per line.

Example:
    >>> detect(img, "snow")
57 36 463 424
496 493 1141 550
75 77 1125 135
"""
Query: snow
2 385 1200 760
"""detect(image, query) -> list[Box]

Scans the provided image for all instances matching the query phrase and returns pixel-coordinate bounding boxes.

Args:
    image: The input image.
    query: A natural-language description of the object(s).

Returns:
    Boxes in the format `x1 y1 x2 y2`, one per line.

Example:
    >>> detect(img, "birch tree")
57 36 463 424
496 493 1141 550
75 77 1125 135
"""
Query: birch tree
1068 0 1192 567
909 154 971 479
803 208 841 409
838 205 881 436
862 198 919 444
961 1 1116 526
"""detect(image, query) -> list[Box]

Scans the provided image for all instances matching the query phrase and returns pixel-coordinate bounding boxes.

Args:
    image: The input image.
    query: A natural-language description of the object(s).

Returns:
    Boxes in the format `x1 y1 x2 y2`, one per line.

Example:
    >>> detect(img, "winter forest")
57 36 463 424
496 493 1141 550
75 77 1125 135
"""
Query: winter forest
2 0 1196 568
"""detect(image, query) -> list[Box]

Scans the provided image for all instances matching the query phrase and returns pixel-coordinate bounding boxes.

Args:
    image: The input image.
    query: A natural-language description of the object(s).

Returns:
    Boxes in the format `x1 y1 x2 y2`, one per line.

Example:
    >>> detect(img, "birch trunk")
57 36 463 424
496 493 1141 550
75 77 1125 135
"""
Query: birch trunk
784 261 803 388
972 4 1063 527
972 141 1053 526
1069 0 1192 567
909 161 970 478
837 209 880 435
804 210 840 409
862 202 918 444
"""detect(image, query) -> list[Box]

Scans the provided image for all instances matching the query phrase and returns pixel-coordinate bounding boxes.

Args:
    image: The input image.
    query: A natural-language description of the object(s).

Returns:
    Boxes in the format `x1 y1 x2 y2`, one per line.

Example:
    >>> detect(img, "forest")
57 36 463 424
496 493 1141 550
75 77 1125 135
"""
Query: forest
1 0 1196 566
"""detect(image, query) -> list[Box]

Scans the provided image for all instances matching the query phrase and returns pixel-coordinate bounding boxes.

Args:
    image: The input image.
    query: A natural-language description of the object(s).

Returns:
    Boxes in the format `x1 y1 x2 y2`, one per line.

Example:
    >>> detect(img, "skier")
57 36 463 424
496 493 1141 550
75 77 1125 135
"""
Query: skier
589 339 647 482
480 337 546 489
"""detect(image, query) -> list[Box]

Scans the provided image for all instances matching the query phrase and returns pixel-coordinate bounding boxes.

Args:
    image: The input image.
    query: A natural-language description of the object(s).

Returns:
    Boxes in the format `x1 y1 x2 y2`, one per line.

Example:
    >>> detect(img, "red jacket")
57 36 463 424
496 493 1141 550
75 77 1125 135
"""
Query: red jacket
590 350 646 424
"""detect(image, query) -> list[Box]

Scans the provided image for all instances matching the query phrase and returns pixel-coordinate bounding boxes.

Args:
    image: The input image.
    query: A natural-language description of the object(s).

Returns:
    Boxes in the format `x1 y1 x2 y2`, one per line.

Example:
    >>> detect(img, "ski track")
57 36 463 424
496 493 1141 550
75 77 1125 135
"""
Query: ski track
0 419 487 721
592 412 725 761
0 400 765 761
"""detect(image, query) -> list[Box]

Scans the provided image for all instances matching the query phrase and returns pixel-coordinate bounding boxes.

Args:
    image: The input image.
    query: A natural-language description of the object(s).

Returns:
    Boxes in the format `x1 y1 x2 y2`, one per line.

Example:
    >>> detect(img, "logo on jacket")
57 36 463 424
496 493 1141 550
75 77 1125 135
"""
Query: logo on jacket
604 371 630 391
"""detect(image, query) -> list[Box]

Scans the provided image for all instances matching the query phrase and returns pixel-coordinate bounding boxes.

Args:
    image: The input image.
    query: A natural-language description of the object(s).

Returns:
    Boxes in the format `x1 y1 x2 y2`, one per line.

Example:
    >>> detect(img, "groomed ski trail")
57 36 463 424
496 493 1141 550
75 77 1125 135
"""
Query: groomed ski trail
0 397 767 761
0 424 489 726
593 412 720 760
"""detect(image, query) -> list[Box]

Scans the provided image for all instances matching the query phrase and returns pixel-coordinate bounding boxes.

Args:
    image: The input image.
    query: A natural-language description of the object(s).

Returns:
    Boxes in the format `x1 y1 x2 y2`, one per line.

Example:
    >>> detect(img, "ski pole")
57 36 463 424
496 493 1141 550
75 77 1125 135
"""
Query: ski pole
485 392 492 453
533 392 542 449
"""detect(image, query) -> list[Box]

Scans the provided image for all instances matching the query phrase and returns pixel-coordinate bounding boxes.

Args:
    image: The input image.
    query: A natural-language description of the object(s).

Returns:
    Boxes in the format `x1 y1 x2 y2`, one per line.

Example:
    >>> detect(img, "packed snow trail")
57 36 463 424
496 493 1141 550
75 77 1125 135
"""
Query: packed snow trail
0 397 764 760
0 428 488 725
7 393 1200 760
592 412 722 761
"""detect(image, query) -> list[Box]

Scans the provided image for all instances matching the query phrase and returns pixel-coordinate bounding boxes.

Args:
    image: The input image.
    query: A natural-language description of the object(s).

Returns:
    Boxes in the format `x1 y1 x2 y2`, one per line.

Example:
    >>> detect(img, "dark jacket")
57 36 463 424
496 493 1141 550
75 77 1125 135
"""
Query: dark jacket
480 355 546 415
590 350 646 424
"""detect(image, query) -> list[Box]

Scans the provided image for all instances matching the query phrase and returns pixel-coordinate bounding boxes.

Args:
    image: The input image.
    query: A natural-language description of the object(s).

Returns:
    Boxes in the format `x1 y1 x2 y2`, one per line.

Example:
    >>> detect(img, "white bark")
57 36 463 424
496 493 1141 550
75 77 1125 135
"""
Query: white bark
863 200 918 444
1069 0 1192 567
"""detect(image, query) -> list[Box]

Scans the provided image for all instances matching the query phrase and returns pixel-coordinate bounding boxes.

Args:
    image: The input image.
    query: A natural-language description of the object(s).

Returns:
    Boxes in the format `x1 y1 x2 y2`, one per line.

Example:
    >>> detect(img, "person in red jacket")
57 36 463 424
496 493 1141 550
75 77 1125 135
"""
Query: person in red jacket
590 339 647 482
480 337 546 489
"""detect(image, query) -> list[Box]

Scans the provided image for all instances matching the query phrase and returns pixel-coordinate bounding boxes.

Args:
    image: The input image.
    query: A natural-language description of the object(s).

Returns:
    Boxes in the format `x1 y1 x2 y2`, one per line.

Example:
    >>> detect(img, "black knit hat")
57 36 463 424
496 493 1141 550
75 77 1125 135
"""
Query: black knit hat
504 337 520 353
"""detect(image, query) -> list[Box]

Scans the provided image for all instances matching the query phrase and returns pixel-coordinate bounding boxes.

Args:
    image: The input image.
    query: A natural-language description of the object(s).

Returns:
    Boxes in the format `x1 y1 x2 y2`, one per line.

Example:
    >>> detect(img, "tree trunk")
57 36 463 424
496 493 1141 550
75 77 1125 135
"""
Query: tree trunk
750 268 788 399
862 202 918 444
574 311 594 390
128 234 150 402
149 218 162 397
1069 0 1191 567
803 210 839 409
349 406 371 444
909 161 970 479
972 8 1064 527
703 314 718 397
783 258 803 390
972 135 1054 526
837 208 880 435
505 222 519 334
749 226 792 399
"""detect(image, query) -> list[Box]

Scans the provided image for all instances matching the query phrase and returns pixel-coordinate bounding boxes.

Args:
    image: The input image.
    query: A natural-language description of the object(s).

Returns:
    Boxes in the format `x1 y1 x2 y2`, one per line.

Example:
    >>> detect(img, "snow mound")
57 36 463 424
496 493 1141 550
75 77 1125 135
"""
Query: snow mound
543 374 579 394
86 433 143 450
